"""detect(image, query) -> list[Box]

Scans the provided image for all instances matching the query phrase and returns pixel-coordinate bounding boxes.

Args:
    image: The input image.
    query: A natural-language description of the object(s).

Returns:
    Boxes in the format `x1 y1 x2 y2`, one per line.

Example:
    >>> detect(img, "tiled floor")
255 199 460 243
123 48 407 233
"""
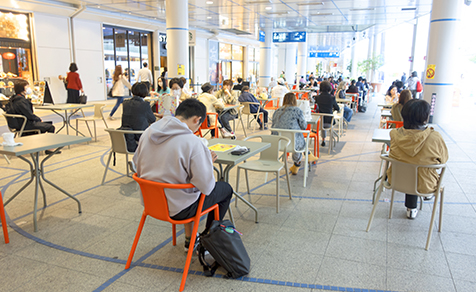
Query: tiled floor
1 94 475 292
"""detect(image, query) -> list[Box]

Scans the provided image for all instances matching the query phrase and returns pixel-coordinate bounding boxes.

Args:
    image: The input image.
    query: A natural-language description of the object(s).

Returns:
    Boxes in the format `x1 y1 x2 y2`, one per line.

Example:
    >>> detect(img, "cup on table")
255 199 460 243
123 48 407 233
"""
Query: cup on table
2 132 15 145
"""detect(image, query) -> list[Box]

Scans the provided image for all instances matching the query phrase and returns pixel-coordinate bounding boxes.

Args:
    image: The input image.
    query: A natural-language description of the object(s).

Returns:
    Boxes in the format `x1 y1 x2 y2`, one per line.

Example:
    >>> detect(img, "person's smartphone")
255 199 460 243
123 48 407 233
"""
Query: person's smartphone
231 148 250 155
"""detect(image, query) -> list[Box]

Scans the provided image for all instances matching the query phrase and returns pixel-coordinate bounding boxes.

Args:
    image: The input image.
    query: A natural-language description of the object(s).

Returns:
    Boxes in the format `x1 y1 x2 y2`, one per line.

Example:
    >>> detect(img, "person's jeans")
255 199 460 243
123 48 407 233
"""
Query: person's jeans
405 194 418 209
343 106 353 122
252 108 268 125
220 112 238 132
171 181 233 230
110 96 125 117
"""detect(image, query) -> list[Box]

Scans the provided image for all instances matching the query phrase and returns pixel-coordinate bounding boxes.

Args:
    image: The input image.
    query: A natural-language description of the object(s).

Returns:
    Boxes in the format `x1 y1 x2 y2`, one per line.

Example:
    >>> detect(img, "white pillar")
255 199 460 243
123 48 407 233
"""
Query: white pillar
366 36 373 80
423 0 463 124
243 46 249 81
277 44 286 79
297 41 307 80
371 34 379 82
409 19 418 74
166 0 188 79
285 43 297 84
350 42 357 79
259 25 273 88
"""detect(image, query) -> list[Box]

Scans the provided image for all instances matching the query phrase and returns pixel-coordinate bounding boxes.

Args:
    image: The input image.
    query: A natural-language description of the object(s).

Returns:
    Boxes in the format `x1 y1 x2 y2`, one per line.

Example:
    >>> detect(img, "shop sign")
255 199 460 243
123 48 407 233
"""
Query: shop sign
0 40 30 49
188 30 196 46
272 31 306 43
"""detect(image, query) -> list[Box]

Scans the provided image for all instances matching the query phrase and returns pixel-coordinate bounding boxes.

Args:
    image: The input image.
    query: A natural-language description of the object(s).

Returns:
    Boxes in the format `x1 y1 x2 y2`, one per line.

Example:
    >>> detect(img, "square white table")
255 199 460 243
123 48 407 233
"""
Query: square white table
0 133 91 231
36 104 94 136
208 138 271 223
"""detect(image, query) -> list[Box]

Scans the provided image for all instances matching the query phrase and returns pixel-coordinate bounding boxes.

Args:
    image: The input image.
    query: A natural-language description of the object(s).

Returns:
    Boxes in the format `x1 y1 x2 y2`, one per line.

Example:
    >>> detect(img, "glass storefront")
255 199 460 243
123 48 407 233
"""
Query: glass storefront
103 25 152 92
218 43 243 85
248 47 259 85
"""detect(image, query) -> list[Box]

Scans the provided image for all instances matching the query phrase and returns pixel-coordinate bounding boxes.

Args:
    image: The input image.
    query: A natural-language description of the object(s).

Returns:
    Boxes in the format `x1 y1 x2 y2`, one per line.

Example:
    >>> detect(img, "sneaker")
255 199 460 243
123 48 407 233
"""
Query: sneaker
406 208 418 219
321 141 326 147
108 116 116 120
184 234 200 253
289 164 300 175
424 195 434 201
220 128 233 138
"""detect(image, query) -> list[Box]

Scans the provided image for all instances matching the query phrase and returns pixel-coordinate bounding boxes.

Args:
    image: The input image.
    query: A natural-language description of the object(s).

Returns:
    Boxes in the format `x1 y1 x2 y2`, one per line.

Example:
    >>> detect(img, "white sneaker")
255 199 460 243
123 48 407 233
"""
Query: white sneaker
108 116 116 120
406 208 418 219
221 128 233 138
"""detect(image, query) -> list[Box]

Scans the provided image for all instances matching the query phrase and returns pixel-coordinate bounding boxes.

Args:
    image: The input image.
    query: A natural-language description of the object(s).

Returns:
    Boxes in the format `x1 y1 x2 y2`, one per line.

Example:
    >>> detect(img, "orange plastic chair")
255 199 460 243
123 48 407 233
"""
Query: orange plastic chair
197 112 219 138
291 84 298 90
264 98 280 111
303 120 320 158
0 191 9 244
126 174 219 292
385 121 403 129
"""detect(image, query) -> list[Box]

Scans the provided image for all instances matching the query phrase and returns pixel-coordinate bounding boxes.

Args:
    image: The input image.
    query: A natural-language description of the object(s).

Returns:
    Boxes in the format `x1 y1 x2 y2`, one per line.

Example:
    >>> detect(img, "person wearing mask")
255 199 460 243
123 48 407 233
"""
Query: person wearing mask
169 78 191 102
271 78 290 107
157 77 170 95
407 71 420 99
387 99 448 219
390 89 412 123
272 93 319 175
180 77 193 96
215 79 239 137
137 62 153 92
6 80 55 135
385 85 399 105
315 81 340 146
109 65 132 120
198 83 229 138
133 98 233 251
121 82 158 152
334 81 353 123
66 63 83 104
238 86 268 130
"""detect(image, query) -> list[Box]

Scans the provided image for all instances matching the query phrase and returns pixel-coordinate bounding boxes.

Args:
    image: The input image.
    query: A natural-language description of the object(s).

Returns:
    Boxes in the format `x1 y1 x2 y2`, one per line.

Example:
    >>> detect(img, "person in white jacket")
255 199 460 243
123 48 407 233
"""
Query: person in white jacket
109 65 132 119
133 98 233 251
198 83 233 138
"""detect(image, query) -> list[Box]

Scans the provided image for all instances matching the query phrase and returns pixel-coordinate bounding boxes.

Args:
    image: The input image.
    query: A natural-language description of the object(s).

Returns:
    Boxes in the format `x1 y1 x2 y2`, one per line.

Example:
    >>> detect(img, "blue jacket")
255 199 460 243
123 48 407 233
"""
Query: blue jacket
238 91 260 113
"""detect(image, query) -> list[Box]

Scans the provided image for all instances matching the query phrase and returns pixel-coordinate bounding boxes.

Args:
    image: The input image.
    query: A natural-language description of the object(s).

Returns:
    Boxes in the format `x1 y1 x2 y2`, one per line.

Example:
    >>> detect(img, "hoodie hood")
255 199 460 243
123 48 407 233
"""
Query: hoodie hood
390 127 433 157
147 115 192 145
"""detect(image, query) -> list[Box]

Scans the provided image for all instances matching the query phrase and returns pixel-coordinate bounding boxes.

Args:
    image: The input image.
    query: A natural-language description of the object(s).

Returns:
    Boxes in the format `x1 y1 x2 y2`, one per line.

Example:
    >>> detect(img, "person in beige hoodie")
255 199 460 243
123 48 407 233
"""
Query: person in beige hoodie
198 83 233 138
387 99 448 219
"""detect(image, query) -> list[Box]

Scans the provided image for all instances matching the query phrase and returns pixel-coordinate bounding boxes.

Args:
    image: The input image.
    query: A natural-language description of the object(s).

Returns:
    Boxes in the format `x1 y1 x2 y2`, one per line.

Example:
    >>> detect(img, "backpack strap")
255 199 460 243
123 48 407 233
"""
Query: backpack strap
198 245 219 277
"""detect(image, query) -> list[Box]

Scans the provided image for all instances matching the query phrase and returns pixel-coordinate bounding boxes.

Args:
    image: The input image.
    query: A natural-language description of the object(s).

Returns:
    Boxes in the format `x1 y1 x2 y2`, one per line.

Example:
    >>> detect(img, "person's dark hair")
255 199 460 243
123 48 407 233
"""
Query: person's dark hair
386 85 397 96
175 98 206 124
14 79 29 95
180 77 187 86
401 99 430 129
69 63 78 72
237 77 243 83
358 77 362 82
398 90 412 105
131 82 149 97
350 80 356 85
241 86 249 92
395 80 404 89
143 62 148 67
411 71 417 77
319 80 332 93
201 83 213 93
169 77 183 89
223 79 233 87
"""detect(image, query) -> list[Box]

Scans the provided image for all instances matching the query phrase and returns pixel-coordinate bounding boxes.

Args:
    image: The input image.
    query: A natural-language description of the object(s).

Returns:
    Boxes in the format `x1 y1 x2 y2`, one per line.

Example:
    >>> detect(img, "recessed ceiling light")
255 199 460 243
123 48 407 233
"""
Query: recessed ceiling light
244 0 272 4
265 6 272 10
207 16 212 19
206 1 213 4
267 11 290 15
350 8 375 11
310 12 333 16
297 2 324 6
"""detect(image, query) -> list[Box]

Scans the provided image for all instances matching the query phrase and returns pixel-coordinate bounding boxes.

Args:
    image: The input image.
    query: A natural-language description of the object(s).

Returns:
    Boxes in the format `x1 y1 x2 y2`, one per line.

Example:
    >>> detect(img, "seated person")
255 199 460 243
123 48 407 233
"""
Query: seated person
272 92 318 175
315 81 340 146
346 80 359 94
385 85 399 105
215 79 238 137
169 78 191 102
305 77 318 88
197 83 230 138
387 99 448 219
390 89 412 123
121 82 158 152
180 77 193 96
334 81 353 123
156 77 170 95
238 86 268 130
5 79 55 135
133 98 233 250
271 78 290 107
233 77 243 91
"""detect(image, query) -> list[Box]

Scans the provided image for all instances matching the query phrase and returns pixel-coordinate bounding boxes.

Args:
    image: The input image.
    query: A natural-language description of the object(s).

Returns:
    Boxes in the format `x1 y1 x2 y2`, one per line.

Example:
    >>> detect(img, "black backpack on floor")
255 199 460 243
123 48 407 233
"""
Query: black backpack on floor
198 220 250 279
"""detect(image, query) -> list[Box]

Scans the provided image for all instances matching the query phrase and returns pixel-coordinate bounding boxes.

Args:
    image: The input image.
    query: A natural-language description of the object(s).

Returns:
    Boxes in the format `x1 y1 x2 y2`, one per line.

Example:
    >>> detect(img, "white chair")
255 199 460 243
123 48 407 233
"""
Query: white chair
345 93 359 112
3 113 41 137
235 135 291 213
270 128 312 187
240 102 263 131
101 128 144 185
317 113 338 154
75 104 108 142
230 105 247 137
367 154 446 250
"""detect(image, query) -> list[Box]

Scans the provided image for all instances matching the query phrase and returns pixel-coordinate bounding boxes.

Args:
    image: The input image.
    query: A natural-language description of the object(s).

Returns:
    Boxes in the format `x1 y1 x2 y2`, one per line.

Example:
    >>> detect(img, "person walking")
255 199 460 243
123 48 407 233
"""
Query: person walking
66 63 83 104
109 65 131 120
137 62 153 92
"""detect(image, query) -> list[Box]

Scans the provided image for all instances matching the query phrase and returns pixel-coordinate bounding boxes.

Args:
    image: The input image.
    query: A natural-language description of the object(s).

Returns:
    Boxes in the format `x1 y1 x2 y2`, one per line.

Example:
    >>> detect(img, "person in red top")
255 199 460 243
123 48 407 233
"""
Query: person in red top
66 63 84 104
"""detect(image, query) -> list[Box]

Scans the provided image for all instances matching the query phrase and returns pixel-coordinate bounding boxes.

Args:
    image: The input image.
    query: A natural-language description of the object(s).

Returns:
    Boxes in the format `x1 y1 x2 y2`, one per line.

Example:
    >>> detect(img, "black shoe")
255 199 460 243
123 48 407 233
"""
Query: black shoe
321 141 326 147
45 150 61 155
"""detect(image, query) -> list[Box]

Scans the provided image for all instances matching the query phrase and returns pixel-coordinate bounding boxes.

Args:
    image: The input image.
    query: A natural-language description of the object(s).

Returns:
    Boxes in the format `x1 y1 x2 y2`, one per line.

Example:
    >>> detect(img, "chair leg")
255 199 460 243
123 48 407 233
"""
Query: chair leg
303 152 308 188
172 223 176 246
125 213 147 269
389 189 395 219
0 192 9 244
179 218 201 291
75 119 79 136
284 158 292 199
126 153 130 177
93 121 97 142
245 169 250 195
239 114 247 137
101 151 113 185
275 171 280 213
367 179 385 232
439 187 445 232
235 168 241 207
425 193 440 251
3 155 10 164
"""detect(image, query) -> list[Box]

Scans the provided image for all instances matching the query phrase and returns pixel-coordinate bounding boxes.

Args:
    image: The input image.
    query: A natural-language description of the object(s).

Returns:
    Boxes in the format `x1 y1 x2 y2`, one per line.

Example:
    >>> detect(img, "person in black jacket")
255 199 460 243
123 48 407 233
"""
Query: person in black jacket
315 80 340 146
121 82 158 152
6 79 55 134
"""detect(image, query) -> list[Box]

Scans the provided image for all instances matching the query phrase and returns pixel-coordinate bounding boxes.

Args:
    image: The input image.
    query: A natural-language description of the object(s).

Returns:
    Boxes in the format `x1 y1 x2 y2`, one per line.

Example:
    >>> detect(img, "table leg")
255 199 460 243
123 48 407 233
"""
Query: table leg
51 109 67 134
31 152 41 232
67 109 87 137
4 156 35 206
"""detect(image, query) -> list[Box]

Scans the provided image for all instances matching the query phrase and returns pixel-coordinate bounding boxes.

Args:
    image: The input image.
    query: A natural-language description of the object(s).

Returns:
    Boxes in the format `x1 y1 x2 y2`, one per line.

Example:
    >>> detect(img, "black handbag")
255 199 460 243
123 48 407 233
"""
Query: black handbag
108 81 116 98
79 93 87 104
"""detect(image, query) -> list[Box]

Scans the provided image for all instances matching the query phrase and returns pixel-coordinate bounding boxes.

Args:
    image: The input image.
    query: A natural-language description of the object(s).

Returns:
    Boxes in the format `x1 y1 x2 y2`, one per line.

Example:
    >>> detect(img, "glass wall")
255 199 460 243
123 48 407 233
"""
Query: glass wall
248 47 259 85
218 43 243 85
102 25 152 92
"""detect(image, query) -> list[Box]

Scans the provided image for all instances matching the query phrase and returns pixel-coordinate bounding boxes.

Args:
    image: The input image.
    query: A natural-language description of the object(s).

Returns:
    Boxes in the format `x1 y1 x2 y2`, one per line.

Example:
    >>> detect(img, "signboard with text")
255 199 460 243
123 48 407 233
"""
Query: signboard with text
259 30 265 42
272 31 306 43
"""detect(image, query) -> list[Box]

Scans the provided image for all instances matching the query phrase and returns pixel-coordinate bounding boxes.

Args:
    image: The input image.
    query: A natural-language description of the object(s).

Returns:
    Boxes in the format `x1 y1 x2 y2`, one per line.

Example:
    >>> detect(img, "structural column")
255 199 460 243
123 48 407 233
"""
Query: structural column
350 41 357 79
243 46 249 81
259 25 273 88
285 43 297 84
165 0 188 79
409 19 418 74
366 35 373 80
423 0 463 124
297 41 307 80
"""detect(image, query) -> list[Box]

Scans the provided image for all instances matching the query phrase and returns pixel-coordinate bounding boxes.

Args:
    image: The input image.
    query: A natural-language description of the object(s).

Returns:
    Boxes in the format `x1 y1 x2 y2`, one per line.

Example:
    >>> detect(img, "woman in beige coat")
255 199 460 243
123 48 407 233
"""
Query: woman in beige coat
387 99 448 219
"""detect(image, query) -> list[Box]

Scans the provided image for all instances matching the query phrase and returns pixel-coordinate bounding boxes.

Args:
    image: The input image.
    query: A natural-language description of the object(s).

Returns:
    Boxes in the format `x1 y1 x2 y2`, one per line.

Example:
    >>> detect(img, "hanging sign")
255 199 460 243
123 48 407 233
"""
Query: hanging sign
188 30 196 46
426 64 436 80
259 30 265 42
272 31 306 43
177 64 185 76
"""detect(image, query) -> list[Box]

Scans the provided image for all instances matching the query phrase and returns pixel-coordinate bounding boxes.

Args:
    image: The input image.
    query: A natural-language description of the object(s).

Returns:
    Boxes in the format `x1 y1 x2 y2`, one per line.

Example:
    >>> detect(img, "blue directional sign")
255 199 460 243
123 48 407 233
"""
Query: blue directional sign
259 30 265 42
272 31 306 43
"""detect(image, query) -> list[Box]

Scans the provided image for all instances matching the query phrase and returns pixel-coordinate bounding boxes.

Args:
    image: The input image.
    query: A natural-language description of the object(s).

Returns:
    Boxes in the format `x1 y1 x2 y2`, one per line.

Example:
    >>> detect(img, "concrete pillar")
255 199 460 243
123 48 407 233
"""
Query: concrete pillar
366 36 373 80
259 25 273 88
165 0 188 79
285 43 297 84
243 45 249 81
409 19 418 74
297 41 307 80
277 44 286 80
423 0 463 124
371 34 379 82
350 40 357 79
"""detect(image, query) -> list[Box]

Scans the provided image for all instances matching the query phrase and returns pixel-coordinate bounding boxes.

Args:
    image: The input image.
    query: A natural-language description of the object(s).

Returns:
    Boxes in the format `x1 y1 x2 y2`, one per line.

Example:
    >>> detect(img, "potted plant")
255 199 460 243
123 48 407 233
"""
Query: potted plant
358 54 384 92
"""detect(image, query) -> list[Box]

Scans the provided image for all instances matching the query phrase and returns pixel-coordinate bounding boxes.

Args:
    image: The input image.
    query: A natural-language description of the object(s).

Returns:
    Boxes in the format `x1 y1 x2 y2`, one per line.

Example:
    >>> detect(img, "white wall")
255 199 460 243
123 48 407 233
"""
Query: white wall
194 36 208 89
34 13 71 104
73 18 105 101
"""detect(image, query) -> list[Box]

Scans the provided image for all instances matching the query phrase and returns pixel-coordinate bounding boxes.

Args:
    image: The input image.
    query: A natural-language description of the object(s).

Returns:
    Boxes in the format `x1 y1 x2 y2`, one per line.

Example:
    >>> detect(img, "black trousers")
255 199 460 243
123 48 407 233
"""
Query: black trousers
24 121 55 134
67 88 80 104
252 108 268 124
405 194 418 209
171 181 233 230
